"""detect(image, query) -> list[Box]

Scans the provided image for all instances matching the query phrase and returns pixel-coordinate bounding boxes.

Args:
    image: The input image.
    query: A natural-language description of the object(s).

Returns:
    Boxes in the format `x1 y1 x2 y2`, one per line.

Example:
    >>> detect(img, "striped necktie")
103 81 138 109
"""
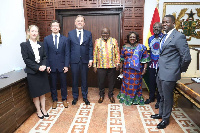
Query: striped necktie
160 34 167 51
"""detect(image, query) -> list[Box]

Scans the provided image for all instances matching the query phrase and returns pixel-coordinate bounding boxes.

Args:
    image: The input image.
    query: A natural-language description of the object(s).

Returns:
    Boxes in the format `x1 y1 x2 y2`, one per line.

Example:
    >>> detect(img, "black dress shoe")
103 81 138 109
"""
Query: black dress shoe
157 120 169 129
72 99 78 105
109 96 115 103
144 99 154 104
98 96 104 103
155 102 159 109
83 99 90 105
151 114 162 119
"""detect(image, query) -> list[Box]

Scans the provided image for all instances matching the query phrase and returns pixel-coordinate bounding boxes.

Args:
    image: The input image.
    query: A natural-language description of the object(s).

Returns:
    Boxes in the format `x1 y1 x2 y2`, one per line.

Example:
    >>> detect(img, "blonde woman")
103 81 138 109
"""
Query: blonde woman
20 25 50 119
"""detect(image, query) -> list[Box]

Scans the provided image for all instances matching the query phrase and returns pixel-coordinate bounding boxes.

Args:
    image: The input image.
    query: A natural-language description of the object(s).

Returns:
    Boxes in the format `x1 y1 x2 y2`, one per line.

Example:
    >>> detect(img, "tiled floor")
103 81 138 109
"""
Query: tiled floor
15 87 200 133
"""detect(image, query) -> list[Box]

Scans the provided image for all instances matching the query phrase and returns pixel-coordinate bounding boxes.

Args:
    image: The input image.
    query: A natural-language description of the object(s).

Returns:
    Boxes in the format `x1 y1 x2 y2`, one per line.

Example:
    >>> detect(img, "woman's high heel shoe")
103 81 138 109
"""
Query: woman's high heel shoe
41 110 49 117
37 114 44 119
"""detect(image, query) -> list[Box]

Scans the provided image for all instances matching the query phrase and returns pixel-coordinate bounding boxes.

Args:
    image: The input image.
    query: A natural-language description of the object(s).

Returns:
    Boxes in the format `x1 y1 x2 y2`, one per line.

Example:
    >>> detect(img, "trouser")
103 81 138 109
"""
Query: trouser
71 61 88 99
156 75 176 122
50 69 67 101
97 68 116 97
149 68 160 102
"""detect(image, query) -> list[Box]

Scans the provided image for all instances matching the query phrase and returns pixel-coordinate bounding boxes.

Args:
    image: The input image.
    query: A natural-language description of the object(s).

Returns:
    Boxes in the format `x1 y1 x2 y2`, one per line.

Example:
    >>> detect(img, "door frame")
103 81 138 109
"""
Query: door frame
56 8 123 46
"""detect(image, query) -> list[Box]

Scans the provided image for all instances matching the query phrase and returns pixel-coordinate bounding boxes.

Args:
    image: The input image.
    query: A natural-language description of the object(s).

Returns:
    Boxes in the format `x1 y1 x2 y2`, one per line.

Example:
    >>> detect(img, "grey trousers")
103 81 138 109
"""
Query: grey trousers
156 75 176 122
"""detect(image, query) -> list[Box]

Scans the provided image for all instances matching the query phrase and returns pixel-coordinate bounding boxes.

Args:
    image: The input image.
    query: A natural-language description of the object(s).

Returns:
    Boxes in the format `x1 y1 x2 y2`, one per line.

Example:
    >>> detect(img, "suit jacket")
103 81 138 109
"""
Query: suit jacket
158 29 191 81
44 34 68 72
20 40 46 74
66 29 93 66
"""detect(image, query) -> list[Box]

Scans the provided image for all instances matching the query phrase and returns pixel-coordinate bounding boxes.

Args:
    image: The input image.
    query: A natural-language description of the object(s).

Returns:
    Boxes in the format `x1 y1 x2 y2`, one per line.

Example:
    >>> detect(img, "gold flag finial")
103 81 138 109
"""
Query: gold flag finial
156 0 159 9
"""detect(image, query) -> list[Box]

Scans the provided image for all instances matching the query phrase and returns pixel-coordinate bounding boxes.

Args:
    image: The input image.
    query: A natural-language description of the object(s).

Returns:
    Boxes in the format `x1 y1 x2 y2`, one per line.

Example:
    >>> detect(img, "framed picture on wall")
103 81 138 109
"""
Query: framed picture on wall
163 2 200 46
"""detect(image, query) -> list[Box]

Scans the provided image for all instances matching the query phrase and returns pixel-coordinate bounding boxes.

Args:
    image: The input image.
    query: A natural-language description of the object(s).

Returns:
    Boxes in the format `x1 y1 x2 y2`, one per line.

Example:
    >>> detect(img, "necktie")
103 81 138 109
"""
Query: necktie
160 34 167 51
55 35 58 49
79 31 81 42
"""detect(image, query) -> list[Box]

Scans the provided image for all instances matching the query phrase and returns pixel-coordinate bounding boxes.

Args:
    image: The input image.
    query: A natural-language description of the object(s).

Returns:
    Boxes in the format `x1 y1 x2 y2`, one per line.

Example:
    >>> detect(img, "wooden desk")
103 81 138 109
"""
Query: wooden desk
175 78 200 109
0 70 35 133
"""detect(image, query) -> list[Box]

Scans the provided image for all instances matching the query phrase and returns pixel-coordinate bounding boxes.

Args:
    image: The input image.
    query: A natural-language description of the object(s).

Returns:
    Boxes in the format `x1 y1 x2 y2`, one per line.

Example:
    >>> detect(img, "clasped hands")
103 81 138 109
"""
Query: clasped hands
39 65 46 71
46 67 68 73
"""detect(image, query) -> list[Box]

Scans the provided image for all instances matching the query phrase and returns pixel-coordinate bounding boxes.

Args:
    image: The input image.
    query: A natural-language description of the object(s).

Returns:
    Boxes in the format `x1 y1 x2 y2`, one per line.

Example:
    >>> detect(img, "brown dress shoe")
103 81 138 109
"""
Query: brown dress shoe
98 97 104 103
52 101 57 109
109 96 115 103
63 100 68 108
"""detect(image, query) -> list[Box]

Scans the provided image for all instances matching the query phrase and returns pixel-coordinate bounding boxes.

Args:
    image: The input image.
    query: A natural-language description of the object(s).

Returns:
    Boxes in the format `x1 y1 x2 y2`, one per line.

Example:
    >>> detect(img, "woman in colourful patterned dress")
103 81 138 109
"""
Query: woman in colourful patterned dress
117 31 150 105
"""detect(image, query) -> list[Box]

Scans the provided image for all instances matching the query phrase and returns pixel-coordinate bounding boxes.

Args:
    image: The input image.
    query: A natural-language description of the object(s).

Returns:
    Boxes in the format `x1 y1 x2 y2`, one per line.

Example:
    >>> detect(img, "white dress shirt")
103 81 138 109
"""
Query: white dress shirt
76 29 83 45
52 33 60 49
29 39 41 63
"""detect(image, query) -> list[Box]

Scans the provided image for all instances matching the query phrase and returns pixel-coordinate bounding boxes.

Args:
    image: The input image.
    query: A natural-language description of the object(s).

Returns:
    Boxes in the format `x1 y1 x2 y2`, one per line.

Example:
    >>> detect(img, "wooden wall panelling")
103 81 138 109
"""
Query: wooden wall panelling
55 0 77 9
25 0 144 44
79 0 99 8
37 0 54 9
100 0 122 7
38 21 52 41
24 0 37 30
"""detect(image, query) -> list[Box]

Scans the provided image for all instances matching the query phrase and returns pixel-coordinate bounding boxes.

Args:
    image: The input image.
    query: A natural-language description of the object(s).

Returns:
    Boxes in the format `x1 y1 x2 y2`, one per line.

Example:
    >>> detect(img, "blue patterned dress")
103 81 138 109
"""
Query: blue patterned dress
117 44 150 105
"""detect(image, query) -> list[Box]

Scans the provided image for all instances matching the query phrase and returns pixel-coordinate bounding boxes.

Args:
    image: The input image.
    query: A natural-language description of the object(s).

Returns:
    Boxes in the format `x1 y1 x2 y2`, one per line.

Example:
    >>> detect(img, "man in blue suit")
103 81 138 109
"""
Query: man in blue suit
66 15 93 105
44 20 69 109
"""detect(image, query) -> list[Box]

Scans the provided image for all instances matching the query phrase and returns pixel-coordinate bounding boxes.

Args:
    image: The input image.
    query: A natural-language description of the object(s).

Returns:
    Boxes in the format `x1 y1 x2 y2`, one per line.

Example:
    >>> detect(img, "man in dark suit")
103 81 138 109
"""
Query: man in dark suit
151 15 191 129
44 20 68 109
66 15 93 105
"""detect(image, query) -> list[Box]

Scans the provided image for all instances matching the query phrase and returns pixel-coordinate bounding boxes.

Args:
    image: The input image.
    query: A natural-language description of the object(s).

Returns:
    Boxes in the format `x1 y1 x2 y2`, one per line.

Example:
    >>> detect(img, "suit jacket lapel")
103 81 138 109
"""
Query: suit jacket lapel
82 30 87 45
161 30 175 53
58 35 63 50
27 40 34 55
38 42 42 57
50 34 57 51
73 30 79 43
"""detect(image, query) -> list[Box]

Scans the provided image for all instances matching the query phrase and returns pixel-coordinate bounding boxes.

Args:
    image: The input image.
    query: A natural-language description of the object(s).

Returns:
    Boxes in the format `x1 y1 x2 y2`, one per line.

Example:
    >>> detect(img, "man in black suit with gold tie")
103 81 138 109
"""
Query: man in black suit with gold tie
151 15 191 129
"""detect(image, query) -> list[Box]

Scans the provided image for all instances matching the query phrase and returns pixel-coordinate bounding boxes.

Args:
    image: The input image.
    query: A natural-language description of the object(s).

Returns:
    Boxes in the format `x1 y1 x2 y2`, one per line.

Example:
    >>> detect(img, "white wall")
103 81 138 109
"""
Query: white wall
0 0 26 75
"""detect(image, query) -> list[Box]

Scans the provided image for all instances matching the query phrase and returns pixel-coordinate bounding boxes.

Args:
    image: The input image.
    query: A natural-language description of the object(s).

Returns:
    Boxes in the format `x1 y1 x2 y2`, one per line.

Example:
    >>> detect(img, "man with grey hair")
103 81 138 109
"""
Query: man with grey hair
66 15 93 105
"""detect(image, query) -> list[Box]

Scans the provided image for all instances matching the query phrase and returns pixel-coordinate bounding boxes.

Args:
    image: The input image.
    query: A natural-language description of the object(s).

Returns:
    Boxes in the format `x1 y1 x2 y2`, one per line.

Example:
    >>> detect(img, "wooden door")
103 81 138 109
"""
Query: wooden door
63 15 120 87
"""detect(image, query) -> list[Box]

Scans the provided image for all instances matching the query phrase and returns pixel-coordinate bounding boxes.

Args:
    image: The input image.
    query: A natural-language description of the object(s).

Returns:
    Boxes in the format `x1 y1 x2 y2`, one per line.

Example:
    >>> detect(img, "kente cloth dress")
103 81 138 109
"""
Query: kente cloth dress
117 44 150 105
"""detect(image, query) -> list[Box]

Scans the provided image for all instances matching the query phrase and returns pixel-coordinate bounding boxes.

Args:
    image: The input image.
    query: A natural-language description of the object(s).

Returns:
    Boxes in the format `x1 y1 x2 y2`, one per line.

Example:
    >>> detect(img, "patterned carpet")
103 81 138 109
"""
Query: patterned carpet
15 88 200 133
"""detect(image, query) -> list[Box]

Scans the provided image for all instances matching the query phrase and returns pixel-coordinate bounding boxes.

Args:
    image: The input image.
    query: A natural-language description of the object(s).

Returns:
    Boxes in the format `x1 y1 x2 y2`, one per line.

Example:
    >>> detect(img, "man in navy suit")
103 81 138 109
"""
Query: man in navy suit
151 15 191 129
66 15 93 105
44 20 69 109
